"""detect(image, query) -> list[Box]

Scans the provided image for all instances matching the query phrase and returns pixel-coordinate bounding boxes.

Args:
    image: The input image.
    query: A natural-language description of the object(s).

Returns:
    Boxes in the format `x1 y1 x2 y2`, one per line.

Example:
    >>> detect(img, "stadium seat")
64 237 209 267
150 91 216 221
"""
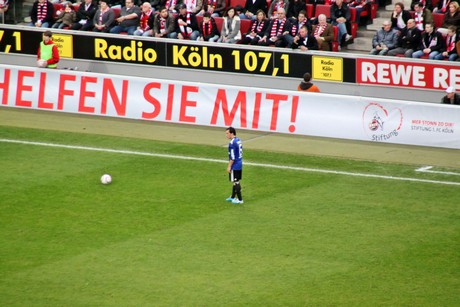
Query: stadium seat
240 18 251 35
306 3 314 19
432 13 444 29
349 7 358 38
112 7 121 19
332 25 339 52
53 3 63 19
214 16 224 32
230 0 246 9
315 4 331 18
370 1 378 20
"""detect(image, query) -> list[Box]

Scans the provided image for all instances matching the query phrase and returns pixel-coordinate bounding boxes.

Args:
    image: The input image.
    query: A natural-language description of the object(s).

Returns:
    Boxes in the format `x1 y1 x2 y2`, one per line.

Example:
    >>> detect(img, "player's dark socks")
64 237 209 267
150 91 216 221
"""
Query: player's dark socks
235 182 242 200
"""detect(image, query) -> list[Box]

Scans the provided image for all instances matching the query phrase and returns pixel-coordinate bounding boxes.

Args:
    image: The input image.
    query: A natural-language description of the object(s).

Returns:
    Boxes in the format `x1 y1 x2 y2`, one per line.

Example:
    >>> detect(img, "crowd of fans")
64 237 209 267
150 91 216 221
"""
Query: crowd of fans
371 0 460 60
23 0 370 51
3 0 456 58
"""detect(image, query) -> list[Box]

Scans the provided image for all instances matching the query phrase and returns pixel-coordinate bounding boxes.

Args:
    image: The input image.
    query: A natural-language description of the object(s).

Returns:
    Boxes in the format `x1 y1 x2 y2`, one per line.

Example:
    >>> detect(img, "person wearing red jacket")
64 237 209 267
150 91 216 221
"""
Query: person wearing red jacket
37 31 60 68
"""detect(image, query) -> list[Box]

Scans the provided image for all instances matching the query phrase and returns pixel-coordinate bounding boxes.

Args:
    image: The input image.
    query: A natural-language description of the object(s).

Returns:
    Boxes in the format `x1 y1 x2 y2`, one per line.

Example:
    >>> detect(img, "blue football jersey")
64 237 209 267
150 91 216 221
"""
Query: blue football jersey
228 137 243 170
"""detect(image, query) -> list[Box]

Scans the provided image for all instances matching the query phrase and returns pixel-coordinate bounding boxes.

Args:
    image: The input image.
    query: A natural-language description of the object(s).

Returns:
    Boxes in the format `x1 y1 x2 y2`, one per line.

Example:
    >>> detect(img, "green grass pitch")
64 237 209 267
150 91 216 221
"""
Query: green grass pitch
0 126 459 306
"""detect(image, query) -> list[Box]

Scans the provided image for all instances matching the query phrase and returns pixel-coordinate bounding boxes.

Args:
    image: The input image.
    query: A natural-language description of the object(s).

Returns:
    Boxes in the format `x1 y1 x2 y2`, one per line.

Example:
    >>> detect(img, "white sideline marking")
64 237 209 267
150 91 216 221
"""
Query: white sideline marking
1 138 460 186
416 166 460 176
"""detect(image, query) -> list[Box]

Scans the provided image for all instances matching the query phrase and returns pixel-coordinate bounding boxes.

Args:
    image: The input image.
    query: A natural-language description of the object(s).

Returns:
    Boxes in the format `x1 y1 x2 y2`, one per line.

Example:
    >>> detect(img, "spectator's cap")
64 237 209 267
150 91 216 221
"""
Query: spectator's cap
178 3 187 9
446 87 455 93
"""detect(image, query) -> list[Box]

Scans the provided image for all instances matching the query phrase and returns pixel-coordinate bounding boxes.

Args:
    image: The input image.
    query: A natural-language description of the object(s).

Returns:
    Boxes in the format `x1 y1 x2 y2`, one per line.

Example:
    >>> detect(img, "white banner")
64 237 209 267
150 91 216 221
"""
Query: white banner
0 65 459 149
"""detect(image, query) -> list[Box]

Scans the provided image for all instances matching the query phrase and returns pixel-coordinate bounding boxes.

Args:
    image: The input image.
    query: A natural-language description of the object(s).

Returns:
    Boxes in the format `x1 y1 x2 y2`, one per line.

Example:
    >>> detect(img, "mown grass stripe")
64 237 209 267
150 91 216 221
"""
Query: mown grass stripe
1 138 459 186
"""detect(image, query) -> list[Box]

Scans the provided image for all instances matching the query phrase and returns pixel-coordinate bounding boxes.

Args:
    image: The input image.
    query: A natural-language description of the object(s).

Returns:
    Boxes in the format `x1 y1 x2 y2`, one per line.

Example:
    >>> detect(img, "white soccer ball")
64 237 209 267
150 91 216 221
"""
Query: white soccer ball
100 174 112 185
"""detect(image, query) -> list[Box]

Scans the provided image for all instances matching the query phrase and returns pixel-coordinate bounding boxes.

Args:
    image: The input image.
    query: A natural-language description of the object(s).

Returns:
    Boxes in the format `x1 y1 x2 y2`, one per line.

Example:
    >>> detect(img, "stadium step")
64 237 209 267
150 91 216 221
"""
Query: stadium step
348 0 411 54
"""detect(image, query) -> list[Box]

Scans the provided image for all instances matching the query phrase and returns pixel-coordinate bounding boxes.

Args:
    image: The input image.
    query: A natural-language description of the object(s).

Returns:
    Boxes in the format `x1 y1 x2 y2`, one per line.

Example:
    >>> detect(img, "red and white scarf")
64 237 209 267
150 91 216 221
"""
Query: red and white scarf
422 32 438 49
414 12 424 31
314 24 326 37
276 0 284 11
140 9 153 31
180 12 192 37
202 20 213 36
184 0 196 12
446 34 456 52
291 20 306 36
270 18 286 37
37 2 47 21
251 20 265 33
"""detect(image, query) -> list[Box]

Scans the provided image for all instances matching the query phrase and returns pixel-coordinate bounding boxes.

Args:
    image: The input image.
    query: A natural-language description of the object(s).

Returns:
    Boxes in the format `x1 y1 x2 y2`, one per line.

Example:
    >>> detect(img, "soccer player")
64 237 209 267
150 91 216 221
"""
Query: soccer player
225 127 243 204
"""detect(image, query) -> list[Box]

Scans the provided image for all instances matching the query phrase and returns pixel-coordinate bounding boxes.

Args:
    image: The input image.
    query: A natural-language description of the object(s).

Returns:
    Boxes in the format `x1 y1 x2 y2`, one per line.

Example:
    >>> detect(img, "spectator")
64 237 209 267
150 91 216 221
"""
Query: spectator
346 0 370 26
240 0 267 20
298 72 320 92
438 1 460 36
286 9 311 47
218 7 241 43
183 0 203 14
71 0 97 31
172 3 200 40
29 0 55 28
410 0 432 11
258 7 292 47
134 2 154 36
0 0 10 23
268 0 290 20
198 12 220 41
197 0 226 17
412 23 443 59
330 0 353 48
391 2 411 31
37 31 59 68
413 2 433 31
441 87 460 105
52 2 76 29
312 13 334 51
435 25 459 60
292 25 319 50
287 0 306 20
238 9 269 45
93 0 115 33
153 6 175 38
110 0 141 35
370 20 398 55
433 0 452 14
388 19 422 57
